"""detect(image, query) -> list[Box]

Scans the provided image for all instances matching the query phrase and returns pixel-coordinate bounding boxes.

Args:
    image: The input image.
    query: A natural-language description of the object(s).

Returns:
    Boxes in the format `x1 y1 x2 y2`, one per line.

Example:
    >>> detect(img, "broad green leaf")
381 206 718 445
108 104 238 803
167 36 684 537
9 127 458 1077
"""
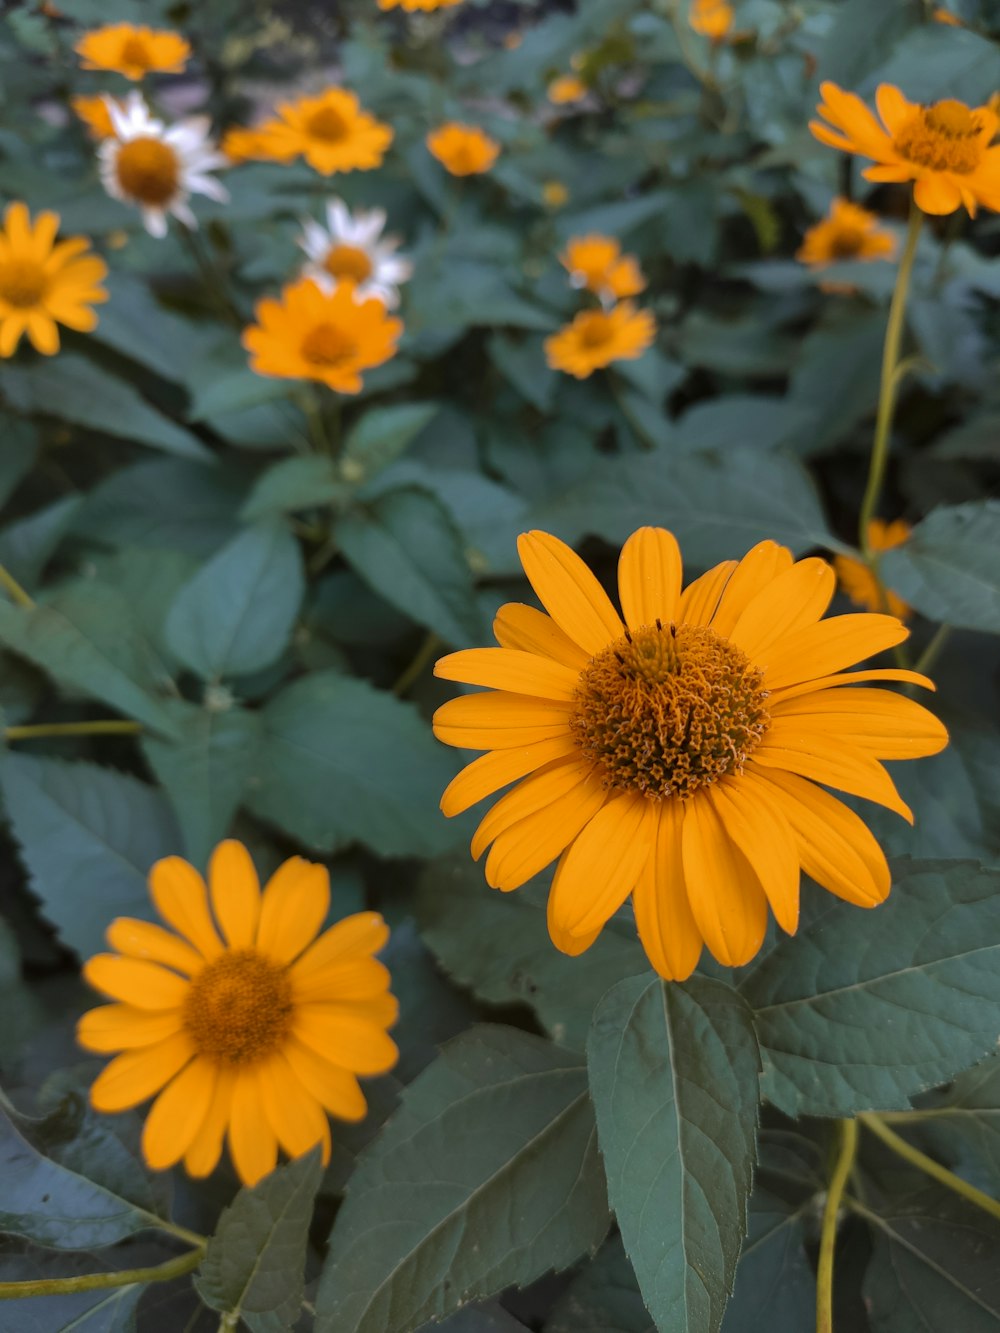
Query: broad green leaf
0 754 181 956
787 311 885 455
0 496 81 588
90 270 214 383
142 700 262 868
247 670 459 858
165 521 305 680
241 456 343 521
416 855 648 1052
546 1237 654 1333
530 448 836 567
872 24 1000 104
438 1305 531 1332
913 1054 1000 1196
587 975 760 1333
334 486 483 647
0 412 39 508
488 334 557 411
668 396 815 455
818 0 917 89
316 1026 611 1333
0 355 213 461
195 1149 323 1333
880 501 1000 633
742 859 1000 1117
187 365 290 422
342 402 441 482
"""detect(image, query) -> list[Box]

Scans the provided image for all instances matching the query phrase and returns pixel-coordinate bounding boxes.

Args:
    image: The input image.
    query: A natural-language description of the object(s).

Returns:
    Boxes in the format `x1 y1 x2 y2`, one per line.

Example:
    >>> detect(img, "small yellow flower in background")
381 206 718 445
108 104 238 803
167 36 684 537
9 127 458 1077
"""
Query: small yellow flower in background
432 528 948 978
560 234 646 302
0 202 107 358
75 23 191 80
544 303 656 378
542 180 569 209
71 94 122 140
244 277 403 394
796 198 897 267
99 93 229 238
379 0 462 9
548 75 588 106
932 6 963 24
426 123 501 176
834 520 913 620
78 840 398 1188
253 89 393 176
298 199 412 308
689 0 734 41
811 83 1000 216
504 31 524 50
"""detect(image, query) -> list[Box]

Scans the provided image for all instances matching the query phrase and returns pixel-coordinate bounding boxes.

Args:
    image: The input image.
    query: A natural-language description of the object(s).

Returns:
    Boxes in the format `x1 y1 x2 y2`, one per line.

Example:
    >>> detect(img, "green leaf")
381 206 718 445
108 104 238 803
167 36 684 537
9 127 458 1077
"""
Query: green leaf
241 456 343 521
0 355 213 461
587 975 760 1333
142 699 262 868
488 334 557 411
880 501 1000 633
742 858 1000 1118
316 1026 611 1333
165 521 305 680
342 403 440 482
546 1237 654 1333
668 396 815 456
247 670 459 858
787 311 885 455
187 365 290 422
872 24 1000 105
334 487 483 647
0 412 39 509
817 0 917 89
912 1054 1000 1196
0 754 180 956
416 854 648 1052
91 270 214 383
195 1149 323 1333
0 496 82 588
530 449 836 568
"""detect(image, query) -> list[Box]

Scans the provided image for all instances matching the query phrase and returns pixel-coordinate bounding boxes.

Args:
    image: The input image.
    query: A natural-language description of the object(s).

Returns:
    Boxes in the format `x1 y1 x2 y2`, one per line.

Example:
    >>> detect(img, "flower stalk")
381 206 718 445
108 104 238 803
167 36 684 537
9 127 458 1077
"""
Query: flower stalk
5 720 142 742
859 1112 1000 1223
816 1116 858 1333
0 1246 204 1301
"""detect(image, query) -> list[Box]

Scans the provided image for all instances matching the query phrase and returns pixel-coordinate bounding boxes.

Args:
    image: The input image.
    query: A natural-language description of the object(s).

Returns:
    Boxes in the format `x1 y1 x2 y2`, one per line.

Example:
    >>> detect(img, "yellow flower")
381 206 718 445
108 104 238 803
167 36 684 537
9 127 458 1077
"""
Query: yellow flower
834 520 912 620
379 0 462 9
426 123 501 176
548 75 588 106
545 303 655 379
433 529 948 978
0 202 107 358
811 83 1000 216
504 32 524 50
249 89 393 175
542 180 569 209
243 277 403 394
220 125 296 164
689 0 734 40
796 198 897 267
74 23 191 80
78 840 398 1187
932 7 963 24
71 93 122 140
560 234 646 301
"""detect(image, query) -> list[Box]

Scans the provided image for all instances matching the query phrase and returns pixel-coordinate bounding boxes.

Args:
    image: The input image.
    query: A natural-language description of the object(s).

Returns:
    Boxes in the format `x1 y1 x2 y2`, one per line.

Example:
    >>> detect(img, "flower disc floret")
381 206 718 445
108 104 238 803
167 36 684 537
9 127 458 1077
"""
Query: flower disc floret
183 950 294 1064
114 136 181 205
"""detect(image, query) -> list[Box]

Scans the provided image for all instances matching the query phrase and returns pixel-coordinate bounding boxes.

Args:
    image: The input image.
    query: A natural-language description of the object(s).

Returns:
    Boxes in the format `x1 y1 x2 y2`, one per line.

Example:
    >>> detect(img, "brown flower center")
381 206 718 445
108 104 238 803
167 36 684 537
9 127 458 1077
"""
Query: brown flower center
0 260 48 309
571 621 771 799
307 106 349 143
577 313 614 348
119 35 153 70
894 100 985 174
300 320 356 367
183 950 294 1065
324 243 373 283
115 137 180 206
829 227 865 259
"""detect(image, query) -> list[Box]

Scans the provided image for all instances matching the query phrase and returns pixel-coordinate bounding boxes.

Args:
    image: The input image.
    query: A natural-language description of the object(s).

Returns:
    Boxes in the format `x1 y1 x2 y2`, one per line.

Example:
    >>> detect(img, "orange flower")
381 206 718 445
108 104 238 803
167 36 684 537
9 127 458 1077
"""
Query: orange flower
796 198 897 267
545 303 656 378
548 75 588 106
834 520 912 620
243 277 403 394
220 125 296 164
426 123 501 176
560 234 645 301
71 94 123 140
689 0 734 40
379 0 462 9
811 83 1000 216
75 23 190 80
252 90 393 175
932 7 962 24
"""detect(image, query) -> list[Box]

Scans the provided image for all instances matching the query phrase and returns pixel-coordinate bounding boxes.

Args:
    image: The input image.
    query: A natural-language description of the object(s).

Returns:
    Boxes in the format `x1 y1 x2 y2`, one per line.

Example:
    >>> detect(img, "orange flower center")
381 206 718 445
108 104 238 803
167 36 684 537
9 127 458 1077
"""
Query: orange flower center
183 950 294 1065
300 320 357 367
576 312 615 349
571 622 771 799
0 259 48 309
324 243 373 283
119 34 153 70
894 99 985 175
307 106 349 143
115 137 180 206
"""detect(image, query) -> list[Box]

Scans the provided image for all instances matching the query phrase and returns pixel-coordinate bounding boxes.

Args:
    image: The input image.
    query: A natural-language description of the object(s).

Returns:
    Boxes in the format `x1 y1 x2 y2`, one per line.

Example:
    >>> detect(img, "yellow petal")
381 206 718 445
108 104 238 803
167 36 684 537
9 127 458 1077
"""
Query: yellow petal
769 666 935 704
83 955 191 1010
546 870 603 957
677 560 737 626
257 858 330 964
258 1054 331 1163
208 840 261 949
617 527 683 630
710 541 793 637
485 771 610 891
434 648 581 701
104 918 203 977
680 794 769 968
760 614 908 692
754 724 913 821
728 559 837 662
432 691 575 750
471 756 596 860
291 955 391 1005
440 735 581 816
141 1058 216 1170
709 774 800 934
291 912 389 983
294 1007 399 1075
493 603 591 670
89 1031 195 1113
149 857 223 959
632 799 703 981
283 1038 368 1121
77 1004 183 1053
228 1069 278 1187
517 530 624 654
771 687 949 760
184 1067 237 1178
547 792 657 937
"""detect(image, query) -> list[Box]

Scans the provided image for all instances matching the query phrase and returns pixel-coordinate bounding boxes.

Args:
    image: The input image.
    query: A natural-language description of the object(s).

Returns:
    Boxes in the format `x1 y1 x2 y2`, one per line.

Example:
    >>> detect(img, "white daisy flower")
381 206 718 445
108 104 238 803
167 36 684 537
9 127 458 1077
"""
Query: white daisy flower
297 199 412 309
98 92 229 239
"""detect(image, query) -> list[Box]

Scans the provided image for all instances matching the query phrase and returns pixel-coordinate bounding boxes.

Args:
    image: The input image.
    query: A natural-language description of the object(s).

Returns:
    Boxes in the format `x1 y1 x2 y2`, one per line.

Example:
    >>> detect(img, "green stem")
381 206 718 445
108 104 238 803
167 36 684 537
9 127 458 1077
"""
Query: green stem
816 1118 858 1333
5 720 142 742
858 203 923 561
0 1247 203 1301
298 387 332 456
859 1113 1000 1223
393 632 440 697
913 622 951 676
0 564 34 609
177 222 241 327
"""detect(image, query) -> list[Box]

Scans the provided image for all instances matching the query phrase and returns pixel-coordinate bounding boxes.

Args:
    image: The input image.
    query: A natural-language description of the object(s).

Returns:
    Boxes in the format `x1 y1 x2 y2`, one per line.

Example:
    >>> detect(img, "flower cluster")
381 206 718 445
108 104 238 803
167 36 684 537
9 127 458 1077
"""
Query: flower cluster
545 234 656 378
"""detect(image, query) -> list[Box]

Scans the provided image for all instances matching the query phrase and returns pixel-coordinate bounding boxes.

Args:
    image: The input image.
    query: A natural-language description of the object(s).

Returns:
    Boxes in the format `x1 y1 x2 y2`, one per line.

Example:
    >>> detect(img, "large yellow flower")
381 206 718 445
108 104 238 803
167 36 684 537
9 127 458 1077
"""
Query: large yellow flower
243 277 403 394
0 203 107 358
75 23 190 80
433 529 948 978
560 235 646 301
78 841 398 1187
426 123 501 176
253 89 393 175
834 519 912 620
811 83 1000 216
796 197 896 267
544 303 655 378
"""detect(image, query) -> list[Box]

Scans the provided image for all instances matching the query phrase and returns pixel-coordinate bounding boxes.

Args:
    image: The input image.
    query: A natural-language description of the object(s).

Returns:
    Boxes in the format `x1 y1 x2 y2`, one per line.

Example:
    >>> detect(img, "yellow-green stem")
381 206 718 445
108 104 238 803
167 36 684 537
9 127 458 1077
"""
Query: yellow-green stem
859 1113 1000 1223
5 720 142 742
816 1117 858 1333
0 1247 203 1301
0 564 34 609
858 204 923 561
913 622 951 676
393 632 441 697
